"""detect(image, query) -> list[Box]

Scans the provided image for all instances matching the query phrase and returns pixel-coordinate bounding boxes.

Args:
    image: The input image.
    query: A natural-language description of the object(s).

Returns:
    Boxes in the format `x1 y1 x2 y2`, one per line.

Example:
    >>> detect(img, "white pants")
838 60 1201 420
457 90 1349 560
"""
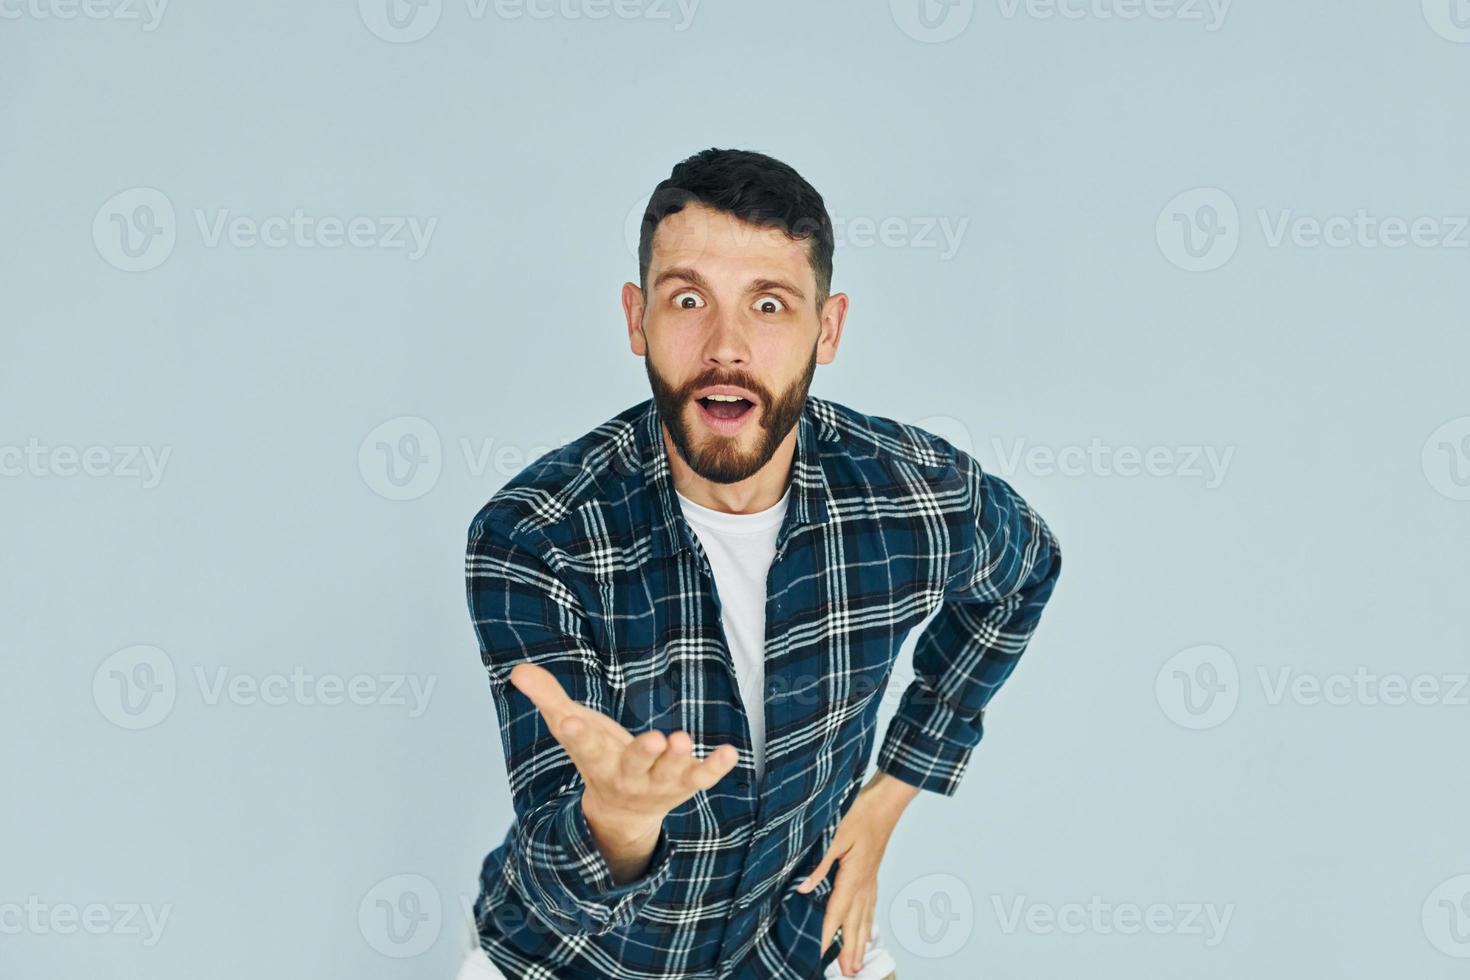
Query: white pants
455 912 510 980
455 919 896 979
455 943 510 980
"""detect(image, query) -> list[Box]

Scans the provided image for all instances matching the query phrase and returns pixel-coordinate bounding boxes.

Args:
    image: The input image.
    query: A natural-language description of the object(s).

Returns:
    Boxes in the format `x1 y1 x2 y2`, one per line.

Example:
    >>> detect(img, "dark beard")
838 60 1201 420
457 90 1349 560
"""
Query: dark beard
643 339 817 485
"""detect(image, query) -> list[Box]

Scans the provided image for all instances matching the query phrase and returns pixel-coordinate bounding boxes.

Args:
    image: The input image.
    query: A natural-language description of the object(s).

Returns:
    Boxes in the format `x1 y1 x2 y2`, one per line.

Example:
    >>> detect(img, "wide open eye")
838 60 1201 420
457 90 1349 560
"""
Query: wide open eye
753 295 785 315
673 290 705 310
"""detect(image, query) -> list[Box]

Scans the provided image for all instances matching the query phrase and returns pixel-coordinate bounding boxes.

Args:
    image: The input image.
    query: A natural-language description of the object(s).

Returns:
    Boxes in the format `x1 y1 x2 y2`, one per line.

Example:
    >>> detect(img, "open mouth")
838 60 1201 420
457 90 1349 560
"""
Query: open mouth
695 395 756 429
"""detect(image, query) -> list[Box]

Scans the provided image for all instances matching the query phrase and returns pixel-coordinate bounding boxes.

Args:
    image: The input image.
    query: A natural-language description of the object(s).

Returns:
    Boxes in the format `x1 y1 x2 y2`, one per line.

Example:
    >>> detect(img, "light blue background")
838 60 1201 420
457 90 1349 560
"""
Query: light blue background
3 1 1468 977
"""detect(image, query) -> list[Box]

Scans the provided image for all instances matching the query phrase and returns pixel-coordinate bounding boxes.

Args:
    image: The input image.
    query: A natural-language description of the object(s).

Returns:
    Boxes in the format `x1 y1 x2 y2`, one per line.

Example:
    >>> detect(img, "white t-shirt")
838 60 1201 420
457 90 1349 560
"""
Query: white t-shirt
674 485 789 784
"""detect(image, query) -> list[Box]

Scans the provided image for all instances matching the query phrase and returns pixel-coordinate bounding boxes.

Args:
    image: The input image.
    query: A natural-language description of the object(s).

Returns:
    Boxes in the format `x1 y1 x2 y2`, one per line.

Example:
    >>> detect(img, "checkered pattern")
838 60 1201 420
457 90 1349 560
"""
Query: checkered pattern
466 395 1062 979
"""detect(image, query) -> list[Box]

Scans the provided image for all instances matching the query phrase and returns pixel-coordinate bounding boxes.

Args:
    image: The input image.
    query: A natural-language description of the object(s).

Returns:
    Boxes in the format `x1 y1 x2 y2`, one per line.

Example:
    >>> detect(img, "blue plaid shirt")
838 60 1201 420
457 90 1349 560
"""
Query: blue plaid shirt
465 395 1062 979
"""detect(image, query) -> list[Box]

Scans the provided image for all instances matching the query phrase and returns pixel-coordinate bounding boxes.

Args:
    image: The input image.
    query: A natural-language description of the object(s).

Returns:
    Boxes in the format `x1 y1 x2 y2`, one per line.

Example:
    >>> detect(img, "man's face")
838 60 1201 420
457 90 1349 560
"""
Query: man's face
628 202 839 485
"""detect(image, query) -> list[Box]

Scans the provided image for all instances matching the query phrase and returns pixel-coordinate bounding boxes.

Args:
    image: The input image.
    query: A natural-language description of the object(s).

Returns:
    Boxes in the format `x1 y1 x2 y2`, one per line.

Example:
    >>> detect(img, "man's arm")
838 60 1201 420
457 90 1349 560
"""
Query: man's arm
465 514 680 935
875 450 1063 796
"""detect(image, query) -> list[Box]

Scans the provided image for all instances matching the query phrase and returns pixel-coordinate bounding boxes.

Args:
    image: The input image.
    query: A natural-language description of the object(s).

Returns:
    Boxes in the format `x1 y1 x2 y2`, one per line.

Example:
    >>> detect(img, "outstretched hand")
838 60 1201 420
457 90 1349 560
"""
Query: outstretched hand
509 661 740 827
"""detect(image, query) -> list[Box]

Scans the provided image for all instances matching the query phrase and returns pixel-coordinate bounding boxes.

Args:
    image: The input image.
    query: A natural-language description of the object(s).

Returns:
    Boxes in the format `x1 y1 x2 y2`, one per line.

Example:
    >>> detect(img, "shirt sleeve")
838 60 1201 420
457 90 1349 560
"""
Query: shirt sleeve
465 513 680 935
875 450 1063 796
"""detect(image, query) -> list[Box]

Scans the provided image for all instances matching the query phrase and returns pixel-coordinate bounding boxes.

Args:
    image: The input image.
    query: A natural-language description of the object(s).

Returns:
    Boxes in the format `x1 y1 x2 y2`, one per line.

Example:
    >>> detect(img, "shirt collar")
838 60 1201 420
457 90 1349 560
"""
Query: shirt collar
635 396 834 559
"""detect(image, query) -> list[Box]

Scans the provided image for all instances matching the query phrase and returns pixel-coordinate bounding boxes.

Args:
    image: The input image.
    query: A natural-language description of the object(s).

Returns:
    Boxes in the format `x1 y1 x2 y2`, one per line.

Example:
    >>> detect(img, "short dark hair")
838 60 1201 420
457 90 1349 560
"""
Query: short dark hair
637 148 835 311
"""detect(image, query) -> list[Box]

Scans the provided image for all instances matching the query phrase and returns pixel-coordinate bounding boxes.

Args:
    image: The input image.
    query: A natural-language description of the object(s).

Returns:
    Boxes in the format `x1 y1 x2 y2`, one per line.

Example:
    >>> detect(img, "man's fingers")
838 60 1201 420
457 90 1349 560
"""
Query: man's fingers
646 729 695 783
514 663 620 752
551 713 607 772
860 891 876 967
797 845 838 893
643 734 735 793
819 891 847 959
508 662 576 724
619 729 668 781
842 892 871 976
685 743 739 791
819 862 853 956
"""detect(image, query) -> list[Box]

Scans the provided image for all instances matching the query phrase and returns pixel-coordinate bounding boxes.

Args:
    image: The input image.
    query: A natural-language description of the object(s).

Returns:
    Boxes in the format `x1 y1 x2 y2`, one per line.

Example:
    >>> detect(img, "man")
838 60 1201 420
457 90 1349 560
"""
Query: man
459 148 1062 979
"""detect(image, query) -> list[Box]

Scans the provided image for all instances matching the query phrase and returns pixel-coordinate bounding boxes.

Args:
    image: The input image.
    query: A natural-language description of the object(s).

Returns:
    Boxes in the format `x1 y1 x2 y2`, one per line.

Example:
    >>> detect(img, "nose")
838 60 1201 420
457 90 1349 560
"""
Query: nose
701 307 749 368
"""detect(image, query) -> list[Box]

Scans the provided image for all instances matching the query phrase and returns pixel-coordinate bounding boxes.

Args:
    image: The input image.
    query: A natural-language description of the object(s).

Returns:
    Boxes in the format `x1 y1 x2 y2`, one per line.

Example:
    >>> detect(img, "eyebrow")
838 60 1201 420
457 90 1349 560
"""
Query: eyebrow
652 266 806 302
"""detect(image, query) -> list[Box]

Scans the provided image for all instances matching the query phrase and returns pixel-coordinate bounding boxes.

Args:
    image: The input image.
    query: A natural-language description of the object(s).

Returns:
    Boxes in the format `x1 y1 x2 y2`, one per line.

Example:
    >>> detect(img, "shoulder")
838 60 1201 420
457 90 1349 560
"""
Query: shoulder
466 400 647 563
808 395 973 491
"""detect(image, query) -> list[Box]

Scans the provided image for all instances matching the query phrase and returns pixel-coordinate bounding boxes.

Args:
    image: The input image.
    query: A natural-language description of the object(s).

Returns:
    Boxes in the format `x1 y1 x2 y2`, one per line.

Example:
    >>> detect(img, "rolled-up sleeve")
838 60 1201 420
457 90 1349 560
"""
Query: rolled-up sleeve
466 513 679 935
876 452 1063 796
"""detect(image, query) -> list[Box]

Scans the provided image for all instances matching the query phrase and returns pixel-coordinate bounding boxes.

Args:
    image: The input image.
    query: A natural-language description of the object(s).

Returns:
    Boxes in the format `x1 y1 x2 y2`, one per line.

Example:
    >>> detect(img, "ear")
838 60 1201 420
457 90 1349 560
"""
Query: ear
622 281 647 356
815 292 848 366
